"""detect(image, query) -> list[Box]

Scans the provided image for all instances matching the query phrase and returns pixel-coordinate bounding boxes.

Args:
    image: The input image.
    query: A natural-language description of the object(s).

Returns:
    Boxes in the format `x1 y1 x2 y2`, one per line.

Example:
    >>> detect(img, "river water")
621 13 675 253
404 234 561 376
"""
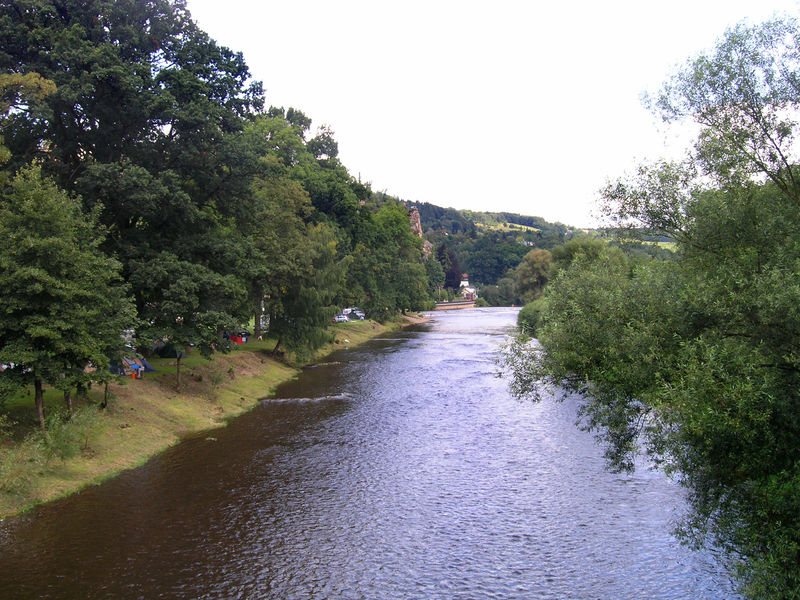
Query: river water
0 307 737 599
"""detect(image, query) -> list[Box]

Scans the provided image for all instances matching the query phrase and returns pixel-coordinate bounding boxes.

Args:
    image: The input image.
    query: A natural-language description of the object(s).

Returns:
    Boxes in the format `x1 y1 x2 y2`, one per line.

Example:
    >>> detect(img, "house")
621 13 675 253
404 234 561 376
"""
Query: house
459 273 477 300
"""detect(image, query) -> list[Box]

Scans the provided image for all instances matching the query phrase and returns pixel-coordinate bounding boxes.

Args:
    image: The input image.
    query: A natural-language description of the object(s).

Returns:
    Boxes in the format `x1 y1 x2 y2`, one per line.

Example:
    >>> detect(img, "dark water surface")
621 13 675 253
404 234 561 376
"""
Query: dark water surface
0 308 737 599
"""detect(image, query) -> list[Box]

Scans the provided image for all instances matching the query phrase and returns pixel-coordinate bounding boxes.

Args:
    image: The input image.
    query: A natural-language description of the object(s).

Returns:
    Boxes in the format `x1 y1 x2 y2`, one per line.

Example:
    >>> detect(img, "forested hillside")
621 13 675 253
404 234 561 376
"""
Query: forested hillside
406 200 581 302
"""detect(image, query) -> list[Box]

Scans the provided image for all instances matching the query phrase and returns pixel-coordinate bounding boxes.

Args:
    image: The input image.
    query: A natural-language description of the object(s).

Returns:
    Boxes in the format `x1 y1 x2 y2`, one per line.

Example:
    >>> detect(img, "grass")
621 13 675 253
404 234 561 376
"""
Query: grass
650 240 677 251
475 221 541 233
0 319 407 518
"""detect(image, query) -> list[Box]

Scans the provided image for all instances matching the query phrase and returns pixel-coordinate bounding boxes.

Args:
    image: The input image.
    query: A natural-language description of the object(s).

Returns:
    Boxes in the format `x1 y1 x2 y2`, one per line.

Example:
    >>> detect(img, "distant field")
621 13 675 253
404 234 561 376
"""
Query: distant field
644 240 677 251
475 222 541 233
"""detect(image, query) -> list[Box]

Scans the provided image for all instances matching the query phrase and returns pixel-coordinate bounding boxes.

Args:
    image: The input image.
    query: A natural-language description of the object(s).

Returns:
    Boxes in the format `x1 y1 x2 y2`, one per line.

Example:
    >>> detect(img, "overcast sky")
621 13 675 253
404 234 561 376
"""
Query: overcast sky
186 0 799 227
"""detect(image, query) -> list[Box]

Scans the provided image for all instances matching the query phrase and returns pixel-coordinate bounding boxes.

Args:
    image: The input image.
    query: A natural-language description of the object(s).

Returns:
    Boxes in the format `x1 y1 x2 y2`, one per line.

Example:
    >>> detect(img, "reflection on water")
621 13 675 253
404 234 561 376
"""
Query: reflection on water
0 308 737 599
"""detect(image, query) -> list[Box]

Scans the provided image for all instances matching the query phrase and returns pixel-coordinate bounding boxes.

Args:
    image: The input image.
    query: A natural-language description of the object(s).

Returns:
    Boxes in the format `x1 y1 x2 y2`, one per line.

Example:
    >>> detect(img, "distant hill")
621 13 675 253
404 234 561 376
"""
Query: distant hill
405 200 583 286
406 201 579 244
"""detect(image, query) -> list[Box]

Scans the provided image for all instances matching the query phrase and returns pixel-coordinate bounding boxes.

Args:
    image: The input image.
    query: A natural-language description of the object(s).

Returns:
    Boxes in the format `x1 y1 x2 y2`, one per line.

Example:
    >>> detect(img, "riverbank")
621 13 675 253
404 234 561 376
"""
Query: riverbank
0 317 428 518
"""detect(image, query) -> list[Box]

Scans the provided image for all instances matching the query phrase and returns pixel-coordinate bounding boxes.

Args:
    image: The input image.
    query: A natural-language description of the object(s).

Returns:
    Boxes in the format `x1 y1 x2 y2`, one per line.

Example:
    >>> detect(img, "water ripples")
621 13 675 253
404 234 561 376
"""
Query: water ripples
0 308 738 599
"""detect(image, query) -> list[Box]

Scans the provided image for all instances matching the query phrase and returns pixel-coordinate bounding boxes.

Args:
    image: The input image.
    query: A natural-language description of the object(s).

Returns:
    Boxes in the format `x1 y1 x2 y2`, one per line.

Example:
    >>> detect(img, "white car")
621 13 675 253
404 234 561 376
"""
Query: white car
334 314 349 323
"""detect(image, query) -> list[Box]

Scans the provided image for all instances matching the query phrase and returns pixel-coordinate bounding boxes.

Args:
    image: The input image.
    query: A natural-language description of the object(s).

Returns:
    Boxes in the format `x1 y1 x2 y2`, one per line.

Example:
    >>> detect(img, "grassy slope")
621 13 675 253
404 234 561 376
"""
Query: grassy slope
0 319 400 518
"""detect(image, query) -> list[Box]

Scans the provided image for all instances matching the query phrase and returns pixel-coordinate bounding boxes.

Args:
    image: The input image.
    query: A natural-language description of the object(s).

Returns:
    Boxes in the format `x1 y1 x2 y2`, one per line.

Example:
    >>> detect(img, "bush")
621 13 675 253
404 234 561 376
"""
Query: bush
41 407 99 461
517 298 547 336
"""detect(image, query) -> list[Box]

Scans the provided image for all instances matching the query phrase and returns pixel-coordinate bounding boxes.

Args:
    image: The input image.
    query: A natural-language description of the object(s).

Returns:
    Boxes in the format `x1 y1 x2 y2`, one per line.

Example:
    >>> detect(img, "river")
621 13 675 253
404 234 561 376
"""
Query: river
0 307 737 599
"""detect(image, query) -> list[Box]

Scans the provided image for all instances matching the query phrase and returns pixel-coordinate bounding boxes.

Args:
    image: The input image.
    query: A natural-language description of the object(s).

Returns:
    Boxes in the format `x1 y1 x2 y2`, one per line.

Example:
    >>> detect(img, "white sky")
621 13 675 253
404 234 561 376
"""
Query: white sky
186 0 799 227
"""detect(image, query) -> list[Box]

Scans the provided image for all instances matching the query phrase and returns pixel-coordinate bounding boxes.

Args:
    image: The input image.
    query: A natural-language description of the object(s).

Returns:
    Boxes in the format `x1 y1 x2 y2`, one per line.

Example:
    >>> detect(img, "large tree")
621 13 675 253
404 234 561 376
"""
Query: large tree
240 169 313 339
267 223 347 360
0 0 263 179
513 248 551 303
346 203 428 320
0 0 264 346
651 17 800 202
505 17 800 599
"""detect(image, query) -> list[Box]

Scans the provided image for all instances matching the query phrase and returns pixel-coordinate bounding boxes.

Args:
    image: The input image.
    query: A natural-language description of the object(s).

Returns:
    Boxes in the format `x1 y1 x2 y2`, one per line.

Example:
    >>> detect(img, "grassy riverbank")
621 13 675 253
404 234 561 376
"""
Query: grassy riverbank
0 318 420 518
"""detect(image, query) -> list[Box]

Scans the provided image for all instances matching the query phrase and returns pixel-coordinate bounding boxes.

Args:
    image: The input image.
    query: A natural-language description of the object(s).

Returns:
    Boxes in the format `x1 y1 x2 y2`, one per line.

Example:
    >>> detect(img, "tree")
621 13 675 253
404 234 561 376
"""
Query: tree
425 255 446 300
0 72 56 181
0 166 135 430
652 17 800 202
513 248 551 303
459 232 528 285
549 237 608 274
239 170 313 339
307 125 339 160
436 244 462 291
0 0 265 341
268 223 347 361
346 202 429 320
504 17 800 599
128 252 243 390
0 0 263 181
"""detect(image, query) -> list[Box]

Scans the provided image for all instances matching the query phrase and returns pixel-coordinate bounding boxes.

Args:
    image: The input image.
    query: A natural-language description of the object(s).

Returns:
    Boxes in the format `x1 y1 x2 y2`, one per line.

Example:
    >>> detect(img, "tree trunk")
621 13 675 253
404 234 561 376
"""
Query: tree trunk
176 355 182 391
34 378 48 437
271 335 282 358
100 381 109 410
64 389 73 418
253 301 262 340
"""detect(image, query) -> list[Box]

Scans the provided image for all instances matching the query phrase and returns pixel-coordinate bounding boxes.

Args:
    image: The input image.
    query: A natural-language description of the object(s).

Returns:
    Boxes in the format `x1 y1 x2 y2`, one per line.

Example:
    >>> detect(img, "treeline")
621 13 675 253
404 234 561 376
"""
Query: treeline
0 0 431 430
505 17 800 600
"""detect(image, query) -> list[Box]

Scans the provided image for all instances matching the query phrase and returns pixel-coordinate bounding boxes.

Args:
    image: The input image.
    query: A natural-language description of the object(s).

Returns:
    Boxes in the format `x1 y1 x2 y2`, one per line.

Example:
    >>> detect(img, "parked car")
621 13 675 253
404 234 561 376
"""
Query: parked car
334 313 349 323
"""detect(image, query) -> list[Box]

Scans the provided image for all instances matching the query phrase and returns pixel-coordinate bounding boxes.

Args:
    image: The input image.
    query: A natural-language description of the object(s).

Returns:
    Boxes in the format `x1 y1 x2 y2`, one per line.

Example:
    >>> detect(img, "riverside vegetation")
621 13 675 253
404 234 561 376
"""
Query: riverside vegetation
0 0 456 512
506 16 800 600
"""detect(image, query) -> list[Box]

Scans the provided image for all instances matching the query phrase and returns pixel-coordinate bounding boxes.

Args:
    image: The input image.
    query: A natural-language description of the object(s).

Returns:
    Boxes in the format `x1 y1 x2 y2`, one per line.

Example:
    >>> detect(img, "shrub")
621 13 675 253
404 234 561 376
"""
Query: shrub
517 298 547 336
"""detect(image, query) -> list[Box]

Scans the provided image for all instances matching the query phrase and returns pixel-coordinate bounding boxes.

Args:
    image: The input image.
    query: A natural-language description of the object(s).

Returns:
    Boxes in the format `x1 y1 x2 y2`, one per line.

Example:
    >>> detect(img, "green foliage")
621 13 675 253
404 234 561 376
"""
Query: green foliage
408 201 475 235
652 17 800 201
549 237 609 274
0 0 446 501
129 252 242 357
0 435 45 496
0 406 99 496
513 248 551 303
434 244 463 290
0 166 135 424
41 407 99 461
269 223 346 360
479 276 517 307
425 255 446 297
517 298 547 336
459 232 529 286
346 202 428 320
508 169 800 600
504 17 800 598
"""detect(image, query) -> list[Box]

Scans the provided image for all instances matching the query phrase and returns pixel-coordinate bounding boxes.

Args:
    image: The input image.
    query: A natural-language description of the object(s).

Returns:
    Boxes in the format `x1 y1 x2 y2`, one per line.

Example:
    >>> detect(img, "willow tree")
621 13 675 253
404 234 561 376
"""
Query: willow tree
505 17 800 599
